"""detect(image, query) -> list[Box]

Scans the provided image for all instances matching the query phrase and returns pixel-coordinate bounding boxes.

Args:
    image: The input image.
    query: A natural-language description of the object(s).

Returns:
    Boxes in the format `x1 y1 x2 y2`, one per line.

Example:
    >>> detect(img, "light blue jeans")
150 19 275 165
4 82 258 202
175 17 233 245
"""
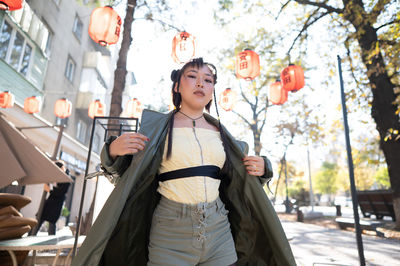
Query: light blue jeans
148 196 237 266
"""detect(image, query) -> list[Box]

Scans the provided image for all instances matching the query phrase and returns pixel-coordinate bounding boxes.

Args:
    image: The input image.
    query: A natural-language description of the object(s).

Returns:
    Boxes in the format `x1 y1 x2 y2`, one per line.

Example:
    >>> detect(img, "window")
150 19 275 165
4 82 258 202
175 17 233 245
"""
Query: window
0 20 12 59
0 19 33 76
65 56 75 82
76 120 87 143
93 133 101 153
44 30 52 56
73 16 83 40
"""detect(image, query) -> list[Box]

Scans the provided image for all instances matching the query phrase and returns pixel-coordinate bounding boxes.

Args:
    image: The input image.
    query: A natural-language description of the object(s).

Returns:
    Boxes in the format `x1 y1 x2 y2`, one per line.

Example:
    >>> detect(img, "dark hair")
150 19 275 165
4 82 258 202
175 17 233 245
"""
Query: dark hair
166 58 231 173
170 57 217 113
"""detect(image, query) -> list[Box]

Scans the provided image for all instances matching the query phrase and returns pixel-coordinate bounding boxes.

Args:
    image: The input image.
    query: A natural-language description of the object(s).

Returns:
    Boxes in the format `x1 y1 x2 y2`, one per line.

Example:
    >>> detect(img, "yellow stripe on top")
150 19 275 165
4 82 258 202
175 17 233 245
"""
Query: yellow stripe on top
157 127 226 204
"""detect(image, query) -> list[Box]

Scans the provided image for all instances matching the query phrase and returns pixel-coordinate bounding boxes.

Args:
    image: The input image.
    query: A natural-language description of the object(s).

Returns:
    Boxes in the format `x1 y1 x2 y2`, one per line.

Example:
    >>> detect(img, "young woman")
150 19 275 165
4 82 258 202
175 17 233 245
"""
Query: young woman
72 58 295 266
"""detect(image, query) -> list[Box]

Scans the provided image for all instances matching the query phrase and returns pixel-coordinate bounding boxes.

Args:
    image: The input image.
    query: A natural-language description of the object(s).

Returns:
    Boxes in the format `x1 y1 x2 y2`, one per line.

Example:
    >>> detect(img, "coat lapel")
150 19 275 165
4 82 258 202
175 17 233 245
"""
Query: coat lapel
73 109 296 266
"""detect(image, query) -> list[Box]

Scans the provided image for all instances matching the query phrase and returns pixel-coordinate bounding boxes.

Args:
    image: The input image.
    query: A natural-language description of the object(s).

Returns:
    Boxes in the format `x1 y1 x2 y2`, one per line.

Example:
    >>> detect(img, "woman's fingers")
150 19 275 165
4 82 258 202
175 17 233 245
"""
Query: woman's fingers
109 132 149 158
242 156 265 176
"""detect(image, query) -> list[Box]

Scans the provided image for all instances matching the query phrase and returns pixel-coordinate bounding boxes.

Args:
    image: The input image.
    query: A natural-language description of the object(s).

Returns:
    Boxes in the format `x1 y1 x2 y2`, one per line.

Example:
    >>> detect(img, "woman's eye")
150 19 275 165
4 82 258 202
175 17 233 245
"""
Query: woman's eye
187 75 196 79
205 79 213 83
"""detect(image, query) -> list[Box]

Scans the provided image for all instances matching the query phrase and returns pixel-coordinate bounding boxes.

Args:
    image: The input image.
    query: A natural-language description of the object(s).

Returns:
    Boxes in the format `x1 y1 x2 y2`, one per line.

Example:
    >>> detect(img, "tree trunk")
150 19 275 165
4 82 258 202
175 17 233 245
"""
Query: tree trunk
109 0 137 117
253 126 262 156
344 1 400 228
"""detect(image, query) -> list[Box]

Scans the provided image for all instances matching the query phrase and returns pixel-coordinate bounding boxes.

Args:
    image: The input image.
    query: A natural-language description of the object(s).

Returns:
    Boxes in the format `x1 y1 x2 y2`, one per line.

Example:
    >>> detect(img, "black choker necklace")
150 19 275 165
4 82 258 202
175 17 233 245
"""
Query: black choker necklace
178 111 204 127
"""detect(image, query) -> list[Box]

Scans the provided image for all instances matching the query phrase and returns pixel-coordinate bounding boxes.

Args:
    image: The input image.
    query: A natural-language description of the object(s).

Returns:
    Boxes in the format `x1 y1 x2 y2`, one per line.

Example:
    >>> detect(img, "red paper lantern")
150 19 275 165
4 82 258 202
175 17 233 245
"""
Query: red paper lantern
0 91 14 108
88 6 121 46
219 88 237 111
125 98 143 118
171 32 195 64
88 99 105 118
269 80 288 105
281 64 305 92
235 49 260 80
0 0 23 11
54 98 72 119
24 96 40 114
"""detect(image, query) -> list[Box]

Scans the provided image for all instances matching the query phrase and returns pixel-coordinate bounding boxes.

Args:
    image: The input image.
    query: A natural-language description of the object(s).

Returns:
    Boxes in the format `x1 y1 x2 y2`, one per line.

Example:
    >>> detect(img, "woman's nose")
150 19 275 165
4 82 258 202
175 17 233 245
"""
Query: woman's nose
196 79 204 88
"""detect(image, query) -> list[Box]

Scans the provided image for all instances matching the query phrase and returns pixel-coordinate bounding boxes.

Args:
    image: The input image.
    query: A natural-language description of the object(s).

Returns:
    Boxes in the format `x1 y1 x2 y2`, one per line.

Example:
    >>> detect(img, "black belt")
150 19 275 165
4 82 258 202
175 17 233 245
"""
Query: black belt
158 165 221 182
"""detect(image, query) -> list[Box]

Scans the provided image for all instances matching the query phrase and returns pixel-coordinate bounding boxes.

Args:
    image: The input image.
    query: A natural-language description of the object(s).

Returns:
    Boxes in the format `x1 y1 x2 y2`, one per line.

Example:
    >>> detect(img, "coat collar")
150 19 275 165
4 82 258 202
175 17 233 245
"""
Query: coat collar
139 109 247 157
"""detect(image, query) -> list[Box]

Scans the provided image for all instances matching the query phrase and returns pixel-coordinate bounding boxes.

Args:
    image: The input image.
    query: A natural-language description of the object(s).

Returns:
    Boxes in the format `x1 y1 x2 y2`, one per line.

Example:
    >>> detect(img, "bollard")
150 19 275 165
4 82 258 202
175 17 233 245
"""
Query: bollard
335 205 342 216
297 209 304 222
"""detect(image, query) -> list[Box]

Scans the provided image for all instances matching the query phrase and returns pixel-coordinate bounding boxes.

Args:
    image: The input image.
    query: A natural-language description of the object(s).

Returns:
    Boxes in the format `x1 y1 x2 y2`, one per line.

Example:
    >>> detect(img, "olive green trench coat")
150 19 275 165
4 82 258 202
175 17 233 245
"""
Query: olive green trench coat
72 109 296 266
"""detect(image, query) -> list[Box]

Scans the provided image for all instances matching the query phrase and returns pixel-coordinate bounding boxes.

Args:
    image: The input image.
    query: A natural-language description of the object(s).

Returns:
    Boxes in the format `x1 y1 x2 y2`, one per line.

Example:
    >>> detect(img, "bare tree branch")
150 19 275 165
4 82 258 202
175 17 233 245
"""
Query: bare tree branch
239 82 254 109
292 0 343 13
232 110 252 127
344 36 365 91
379 39 398 46
140 17 182 31
275 0 291 20
376 19 400 31
259 99 269 132
287 10 331 55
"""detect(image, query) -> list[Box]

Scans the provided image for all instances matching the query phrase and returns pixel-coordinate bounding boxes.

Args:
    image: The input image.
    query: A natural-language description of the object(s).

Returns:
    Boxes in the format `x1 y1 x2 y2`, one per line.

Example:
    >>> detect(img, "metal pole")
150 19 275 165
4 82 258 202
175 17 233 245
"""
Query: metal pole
284 156 290 213
51 124 64 160
337 55 365 266
307 144 315 212
72 117 97 258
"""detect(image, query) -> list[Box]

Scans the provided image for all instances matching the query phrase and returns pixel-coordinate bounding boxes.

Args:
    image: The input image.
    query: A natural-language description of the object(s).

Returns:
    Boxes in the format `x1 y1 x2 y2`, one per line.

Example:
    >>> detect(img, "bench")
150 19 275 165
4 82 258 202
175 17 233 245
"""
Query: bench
335 217 385 237
357 190 395 221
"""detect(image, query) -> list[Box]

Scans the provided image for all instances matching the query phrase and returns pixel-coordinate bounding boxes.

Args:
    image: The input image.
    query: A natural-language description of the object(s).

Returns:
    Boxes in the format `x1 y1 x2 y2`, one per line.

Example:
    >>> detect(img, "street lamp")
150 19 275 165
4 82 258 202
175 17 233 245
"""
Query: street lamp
337 55 365 265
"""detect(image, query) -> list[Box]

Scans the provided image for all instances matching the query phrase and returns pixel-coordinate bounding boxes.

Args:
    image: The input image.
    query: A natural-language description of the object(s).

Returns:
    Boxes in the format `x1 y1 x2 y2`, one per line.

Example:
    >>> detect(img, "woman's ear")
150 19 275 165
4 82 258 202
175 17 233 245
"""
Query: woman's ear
173 83 179 93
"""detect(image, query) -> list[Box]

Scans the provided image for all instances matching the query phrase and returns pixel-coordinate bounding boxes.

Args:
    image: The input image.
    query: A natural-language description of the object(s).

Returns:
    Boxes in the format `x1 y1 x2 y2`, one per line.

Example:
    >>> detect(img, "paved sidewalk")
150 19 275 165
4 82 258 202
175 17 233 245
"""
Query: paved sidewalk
281 220 400 266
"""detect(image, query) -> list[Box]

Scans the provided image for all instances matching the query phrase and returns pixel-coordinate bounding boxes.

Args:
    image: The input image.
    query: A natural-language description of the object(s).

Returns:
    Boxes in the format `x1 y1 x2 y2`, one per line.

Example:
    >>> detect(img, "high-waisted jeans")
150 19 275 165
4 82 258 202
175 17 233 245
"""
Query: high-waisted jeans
147 196 237 266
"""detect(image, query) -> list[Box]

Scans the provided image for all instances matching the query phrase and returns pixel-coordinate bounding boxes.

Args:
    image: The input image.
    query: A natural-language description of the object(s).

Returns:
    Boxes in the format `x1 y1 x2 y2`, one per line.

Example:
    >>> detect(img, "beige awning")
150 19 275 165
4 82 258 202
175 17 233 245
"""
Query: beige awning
0 115 72 188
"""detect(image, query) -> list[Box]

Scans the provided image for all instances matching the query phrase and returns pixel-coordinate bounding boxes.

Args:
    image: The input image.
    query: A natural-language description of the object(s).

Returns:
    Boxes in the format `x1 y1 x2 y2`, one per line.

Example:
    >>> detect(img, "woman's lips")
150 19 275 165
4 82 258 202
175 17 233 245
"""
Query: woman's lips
194 91 205 96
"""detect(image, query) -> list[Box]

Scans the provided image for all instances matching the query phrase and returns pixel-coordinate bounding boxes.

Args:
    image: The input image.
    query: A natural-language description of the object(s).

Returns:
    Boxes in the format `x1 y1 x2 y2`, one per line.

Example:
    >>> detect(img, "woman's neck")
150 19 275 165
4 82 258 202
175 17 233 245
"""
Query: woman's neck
178 106 204 119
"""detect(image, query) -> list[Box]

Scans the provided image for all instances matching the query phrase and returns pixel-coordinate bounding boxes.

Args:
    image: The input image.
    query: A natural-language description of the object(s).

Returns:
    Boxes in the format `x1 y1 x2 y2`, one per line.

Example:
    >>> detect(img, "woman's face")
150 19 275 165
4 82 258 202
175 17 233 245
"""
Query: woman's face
176 65 215 111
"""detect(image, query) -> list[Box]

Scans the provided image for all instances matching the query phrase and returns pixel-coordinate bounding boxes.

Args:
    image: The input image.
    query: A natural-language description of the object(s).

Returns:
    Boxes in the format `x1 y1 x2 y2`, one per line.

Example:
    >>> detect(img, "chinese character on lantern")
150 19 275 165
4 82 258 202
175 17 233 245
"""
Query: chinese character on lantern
88 99 106 118
235 49 260 80
54 98 72 119
218 88 237 111
281 64 305 92
88 6 121 46
171 32 196 64
0 91 14 108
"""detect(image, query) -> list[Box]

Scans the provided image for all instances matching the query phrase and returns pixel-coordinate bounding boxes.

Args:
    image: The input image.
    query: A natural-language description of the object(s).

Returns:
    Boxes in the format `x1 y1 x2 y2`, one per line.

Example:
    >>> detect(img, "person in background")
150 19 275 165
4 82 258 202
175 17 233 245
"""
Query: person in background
33 161 70 235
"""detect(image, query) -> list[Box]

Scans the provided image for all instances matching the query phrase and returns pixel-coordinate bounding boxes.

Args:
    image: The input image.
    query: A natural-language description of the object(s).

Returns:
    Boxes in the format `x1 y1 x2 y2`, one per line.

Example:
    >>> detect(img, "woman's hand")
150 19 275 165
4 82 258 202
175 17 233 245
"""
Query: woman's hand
109 133 149 160
243 156 265 176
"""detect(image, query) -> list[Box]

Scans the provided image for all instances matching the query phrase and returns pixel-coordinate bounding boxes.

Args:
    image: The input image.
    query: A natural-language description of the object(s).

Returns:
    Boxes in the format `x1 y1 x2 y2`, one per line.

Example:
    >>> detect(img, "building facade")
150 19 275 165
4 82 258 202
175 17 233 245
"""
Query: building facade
0 0 115 228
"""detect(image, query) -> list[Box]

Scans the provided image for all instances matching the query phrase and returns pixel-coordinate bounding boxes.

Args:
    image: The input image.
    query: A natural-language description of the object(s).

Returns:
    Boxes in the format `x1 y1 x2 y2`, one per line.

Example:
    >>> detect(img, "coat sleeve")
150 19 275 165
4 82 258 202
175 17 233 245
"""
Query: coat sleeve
235 140 273 186
100 136 133 185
